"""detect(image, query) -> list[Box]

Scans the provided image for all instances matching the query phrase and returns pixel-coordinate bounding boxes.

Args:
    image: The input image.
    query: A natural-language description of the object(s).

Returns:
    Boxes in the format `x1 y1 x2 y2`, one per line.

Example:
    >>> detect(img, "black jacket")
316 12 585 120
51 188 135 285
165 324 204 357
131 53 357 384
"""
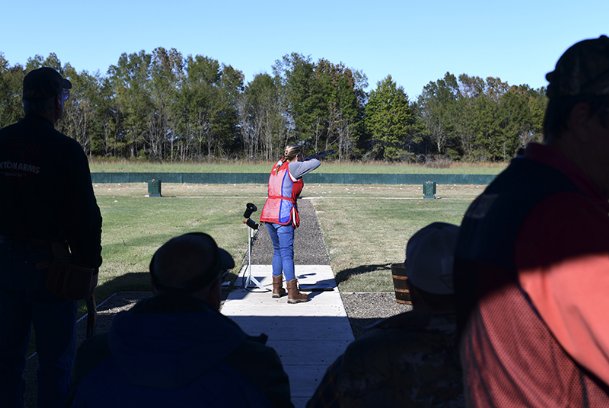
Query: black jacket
0 114 102 267
72 295 293 407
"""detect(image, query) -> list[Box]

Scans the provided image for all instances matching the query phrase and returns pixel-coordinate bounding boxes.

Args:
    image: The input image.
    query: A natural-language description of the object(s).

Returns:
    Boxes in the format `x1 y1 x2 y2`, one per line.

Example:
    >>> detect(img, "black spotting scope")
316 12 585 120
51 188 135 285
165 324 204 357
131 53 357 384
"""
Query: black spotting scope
243 203 257 219
243 203 259 230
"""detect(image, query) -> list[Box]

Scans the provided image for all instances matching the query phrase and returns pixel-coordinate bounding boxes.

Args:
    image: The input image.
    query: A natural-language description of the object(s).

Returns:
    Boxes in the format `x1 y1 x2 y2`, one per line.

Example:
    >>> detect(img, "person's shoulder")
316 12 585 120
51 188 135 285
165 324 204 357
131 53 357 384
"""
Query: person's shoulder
344 312 457 357
374 310 457 329
48 131 89 166
0 120 27 141
54 129 83 150
371 310 427 330
518 190 609 263
364 310 451 334
0 121 19 134
525 190 609 239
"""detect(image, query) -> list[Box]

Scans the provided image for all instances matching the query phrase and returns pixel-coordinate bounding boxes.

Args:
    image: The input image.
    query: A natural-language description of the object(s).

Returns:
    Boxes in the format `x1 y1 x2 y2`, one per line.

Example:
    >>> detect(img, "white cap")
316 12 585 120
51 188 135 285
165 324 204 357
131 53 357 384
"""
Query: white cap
404 222 459 295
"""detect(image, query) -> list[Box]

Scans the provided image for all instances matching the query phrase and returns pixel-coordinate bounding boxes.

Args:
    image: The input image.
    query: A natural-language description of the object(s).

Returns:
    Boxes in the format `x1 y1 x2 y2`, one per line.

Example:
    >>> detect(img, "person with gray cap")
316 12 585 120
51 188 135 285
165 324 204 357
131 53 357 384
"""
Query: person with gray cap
0 67 102 407
455 35 609 406
70 232 293 408
308 222 464 407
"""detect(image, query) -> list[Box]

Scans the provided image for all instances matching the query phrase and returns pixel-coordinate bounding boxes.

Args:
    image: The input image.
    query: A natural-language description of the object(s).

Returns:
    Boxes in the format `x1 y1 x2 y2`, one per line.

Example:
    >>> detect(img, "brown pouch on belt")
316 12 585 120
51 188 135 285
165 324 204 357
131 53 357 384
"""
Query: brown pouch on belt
43 242 98 300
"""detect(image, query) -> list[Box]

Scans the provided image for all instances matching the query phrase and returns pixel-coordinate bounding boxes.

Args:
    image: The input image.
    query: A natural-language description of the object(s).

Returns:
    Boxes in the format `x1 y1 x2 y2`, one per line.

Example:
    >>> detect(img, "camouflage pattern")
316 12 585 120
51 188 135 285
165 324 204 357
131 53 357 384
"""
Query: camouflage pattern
546 35 609 97
308 310 464 408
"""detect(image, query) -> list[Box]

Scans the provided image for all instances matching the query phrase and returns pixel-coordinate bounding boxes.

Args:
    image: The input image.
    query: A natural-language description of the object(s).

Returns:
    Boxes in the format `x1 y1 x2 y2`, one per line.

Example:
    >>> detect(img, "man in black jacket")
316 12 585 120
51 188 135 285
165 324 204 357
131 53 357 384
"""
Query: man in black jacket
71 232 292 408
0 67 102 407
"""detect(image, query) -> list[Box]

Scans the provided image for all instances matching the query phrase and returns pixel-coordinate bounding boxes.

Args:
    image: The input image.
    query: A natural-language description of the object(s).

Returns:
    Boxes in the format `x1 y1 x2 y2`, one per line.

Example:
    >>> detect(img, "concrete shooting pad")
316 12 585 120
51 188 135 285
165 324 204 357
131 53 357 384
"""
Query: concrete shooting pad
223 264 353 408
221 198 354 407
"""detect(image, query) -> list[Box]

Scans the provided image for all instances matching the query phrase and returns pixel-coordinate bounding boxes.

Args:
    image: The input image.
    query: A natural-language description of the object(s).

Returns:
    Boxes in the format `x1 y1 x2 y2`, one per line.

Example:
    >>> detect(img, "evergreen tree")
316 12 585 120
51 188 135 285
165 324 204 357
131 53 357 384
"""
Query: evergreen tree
364 75 416 160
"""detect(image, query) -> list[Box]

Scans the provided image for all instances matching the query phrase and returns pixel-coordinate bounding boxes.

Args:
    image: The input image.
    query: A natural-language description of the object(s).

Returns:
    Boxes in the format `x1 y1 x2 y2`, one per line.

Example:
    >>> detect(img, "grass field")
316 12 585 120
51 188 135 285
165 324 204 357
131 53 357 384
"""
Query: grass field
307 184 482 291
23 182 483 406
94 183 268 300
93 182 483 298
90 159 506 175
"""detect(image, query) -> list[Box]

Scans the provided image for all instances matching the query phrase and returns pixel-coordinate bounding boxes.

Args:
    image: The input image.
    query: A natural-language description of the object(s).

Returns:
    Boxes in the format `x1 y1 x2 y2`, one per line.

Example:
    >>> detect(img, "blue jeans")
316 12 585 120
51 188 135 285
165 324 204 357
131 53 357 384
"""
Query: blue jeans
0 241 77 408
266 223 295 281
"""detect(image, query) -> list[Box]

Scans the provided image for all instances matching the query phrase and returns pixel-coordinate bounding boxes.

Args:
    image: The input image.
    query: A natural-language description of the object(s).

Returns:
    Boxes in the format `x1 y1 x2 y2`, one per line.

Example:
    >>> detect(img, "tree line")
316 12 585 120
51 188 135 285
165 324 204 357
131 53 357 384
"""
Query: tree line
0 48 547 162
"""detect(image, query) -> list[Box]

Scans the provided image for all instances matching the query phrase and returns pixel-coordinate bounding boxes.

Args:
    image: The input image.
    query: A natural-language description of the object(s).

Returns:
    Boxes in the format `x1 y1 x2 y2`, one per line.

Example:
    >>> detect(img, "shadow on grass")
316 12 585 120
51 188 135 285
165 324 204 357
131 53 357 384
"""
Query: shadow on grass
94 272 151 304
334 263 392 284
94 270 240 307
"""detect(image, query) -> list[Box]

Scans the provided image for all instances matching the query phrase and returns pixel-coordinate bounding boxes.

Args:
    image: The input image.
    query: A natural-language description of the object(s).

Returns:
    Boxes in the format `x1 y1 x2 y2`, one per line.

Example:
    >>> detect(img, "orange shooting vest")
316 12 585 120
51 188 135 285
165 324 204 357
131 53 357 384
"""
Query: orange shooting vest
260 161 303 227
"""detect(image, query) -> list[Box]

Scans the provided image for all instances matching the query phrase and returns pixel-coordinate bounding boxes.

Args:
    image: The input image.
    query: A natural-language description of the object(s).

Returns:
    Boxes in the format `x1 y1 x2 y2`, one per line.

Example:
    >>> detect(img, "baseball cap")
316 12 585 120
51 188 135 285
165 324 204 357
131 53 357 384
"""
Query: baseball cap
546 35 609 98
23 67 72 100
150 232 235 294
404 222 459 295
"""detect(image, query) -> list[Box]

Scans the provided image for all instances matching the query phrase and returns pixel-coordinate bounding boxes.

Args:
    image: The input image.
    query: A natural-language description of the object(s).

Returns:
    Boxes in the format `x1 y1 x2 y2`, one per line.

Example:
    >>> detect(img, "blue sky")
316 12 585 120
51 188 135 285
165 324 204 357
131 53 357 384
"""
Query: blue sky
1 0 608 98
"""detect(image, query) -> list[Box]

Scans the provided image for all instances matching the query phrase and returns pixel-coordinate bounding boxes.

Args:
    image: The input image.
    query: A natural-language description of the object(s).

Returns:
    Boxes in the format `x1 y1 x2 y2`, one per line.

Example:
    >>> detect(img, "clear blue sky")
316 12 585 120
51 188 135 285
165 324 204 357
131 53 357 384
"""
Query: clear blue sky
2 0 608 98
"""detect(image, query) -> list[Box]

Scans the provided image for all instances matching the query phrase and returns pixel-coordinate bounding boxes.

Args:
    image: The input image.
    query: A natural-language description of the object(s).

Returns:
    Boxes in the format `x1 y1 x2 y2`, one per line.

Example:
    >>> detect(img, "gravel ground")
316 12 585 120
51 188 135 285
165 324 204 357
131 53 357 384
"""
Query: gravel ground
250 198 413 338
73 192 412 343
340 292 412 337
250 198 330 265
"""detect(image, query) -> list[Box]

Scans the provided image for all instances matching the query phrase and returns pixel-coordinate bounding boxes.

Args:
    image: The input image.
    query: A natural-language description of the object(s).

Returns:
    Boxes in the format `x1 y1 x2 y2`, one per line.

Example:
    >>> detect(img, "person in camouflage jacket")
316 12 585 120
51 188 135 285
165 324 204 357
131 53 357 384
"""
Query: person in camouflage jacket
307 223 464 407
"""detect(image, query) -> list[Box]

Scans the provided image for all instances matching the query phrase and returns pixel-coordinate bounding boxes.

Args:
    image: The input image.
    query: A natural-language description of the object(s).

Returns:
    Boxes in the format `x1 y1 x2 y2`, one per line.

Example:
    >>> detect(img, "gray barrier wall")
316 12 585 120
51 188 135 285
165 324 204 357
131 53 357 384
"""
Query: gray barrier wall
91 172 495 185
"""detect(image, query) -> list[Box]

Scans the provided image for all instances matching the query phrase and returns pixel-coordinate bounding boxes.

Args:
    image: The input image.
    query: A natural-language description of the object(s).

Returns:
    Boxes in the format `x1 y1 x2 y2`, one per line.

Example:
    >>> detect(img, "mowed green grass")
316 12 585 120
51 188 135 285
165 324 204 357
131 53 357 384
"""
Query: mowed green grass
306 184 481 292
90 159 506 175
95 183 482 298
95 184 268 300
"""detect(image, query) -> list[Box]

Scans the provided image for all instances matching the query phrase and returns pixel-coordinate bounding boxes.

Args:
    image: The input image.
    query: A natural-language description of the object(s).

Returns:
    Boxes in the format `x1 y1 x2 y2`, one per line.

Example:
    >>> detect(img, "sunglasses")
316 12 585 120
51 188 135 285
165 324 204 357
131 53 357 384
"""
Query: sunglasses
61 88 70 104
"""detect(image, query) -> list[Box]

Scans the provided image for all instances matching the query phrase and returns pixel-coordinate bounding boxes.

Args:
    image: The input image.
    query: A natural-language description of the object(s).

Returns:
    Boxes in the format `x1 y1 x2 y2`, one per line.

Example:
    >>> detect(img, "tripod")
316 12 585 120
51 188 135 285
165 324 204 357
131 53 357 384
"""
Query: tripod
242 203 269 291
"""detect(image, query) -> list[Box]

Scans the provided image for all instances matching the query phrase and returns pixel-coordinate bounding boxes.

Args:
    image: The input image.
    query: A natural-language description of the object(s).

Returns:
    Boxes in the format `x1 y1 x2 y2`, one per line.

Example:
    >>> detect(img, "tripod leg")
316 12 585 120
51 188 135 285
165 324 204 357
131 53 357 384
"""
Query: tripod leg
242 227 269 291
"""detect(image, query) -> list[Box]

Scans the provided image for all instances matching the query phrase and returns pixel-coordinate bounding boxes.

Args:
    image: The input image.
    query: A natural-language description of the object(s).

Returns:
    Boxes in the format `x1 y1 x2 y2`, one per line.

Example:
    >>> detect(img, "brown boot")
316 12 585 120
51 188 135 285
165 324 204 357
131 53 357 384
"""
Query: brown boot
272 275 287 298
286 279 308 304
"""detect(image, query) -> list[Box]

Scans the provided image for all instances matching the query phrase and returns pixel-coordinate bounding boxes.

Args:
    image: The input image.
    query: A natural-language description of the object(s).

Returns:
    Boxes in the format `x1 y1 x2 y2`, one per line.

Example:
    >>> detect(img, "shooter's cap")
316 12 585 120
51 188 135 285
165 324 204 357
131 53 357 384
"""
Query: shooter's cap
23 67 72 100
149 232 234 293
546 35 609 97
404 222 459 295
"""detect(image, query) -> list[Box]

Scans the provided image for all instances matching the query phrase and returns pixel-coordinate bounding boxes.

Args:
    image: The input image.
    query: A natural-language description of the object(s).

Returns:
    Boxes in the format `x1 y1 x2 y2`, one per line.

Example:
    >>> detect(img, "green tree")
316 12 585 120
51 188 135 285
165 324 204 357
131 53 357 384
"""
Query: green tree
417 72 460 156
148 47 184 160
240 73 284 160
316 59 365 160
176 55 241 159
495 85 546 159
1 49 551 162
59 65 104 156
0 54 24 127
274 53 324 145
214 64 243 157
108 51 154 158
175 55 219 159
364 75 416 160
